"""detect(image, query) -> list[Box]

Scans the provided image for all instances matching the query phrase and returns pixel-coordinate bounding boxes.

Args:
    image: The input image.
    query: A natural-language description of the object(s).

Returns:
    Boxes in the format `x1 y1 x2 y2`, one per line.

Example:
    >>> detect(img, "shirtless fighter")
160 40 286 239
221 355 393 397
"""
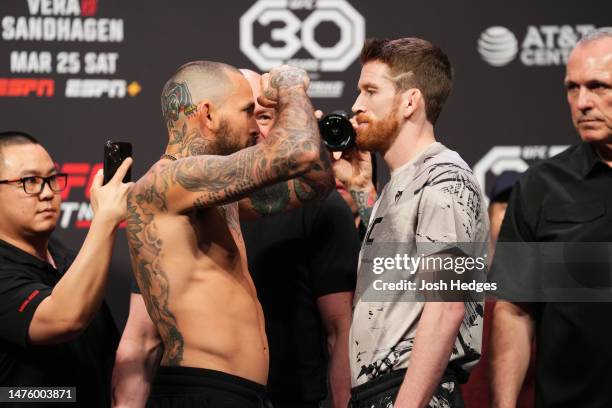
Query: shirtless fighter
124 61 332 407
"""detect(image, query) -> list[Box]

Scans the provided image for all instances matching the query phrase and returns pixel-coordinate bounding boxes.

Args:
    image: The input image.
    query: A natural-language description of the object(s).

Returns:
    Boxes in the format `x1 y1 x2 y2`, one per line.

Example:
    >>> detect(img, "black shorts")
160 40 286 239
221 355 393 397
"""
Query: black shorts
147 366 273 408
349 368 464 408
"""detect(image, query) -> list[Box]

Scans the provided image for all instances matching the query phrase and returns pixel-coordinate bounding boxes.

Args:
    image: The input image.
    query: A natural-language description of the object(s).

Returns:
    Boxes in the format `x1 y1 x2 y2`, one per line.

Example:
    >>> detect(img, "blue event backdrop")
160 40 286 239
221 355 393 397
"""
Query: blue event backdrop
0 0 610 328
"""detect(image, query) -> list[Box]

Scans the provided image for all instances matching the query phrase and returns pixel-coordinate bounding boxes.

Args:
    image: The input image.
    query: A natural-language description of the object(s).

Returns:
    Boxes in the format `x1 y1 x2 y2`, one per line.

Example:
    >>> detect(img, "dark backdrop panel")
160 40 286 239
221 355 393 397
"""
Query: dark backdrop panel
0 0 609 328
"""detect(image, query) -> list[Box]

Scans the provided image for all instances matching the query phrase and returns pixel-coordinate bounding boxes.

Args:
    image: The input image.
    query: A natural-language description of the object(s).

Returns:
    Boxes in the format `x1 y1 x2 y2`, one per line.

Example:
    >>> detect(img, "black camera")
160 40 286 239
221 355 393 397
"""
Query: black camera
318 111 355 151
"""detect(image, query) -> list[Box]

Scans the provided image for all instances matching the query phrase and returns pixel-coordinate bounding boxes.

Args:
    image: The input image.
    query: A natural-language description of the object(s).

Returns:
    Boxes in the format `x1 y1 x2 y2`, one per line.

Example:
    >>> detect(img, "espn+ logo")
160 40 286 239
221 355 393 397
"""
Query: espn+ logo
478 24 597 67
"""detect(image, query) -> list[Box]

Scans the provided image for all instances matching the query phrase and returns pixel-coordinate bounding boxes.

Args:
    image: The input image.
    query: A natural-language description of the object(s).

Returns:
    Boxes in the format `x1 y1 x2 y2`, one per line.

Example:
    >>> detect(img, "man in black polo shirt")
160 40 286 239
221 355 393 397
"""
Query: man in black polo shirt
240 187 359 408
0 132 132 407
489 28 612 408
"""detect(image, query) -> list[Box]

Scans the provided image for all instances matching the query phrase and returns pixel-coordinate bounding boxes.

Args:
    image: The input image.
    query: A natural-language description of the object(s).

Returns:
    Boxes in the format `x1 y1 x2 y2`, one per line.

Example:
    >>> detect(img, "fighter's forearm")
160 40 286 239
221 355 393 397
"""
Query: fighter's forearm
290 136 334 203
490 301 534 408
112 338 162 408
265 86 326 178
327 327 352 408
112 294 163 408
318 292 353 408
147 87 323 214
394 302 465 408
238 89 333 217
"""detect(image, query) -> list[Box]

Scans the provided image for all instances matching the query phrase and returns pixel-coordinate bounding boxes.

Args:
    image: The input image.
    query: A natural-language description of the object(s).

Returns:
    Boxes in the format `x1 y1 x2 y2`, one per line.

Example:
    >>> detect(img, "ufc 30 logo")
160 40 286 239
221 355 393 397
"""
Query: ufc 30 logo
240 0 365 72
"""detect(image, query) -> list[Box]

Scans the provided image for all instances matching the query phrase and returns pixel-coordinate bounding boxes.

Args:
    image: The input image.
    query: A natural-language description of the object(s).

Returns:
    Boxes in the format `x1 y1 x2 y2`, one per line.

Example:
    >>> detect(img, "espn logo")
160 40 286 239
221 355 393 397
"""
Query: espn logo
65 79 126 98
0 78 55 97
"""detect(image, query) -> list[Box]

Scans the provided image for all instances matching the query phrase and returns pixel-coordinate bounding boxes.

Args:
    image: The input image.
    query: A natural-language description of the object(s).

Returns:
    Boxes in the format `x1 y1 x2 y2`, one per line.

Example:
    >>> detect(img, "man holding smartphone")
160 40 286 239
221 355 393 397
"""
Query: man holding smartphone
0 131 133 407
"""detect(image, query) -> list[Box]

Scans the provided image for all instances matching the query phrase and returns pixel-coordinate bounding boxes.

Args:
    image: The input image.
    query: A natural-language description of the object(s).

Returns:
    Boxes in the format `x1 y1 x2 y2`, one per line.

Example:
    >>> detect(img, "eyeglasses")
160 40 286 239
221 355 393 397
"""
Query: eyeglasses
0 174 68 195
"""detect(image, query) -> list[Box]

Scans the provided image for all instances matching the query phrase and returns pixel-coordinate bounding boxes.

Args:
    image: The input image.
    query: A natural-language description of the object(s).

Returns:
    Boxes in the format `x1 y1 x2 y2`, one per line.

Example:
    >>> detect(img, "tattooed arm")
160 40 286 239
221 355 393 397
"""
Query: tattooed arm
238 136 333 218
237 69 333 218
349 188 377 227
135 66 333 215
332 147 377 226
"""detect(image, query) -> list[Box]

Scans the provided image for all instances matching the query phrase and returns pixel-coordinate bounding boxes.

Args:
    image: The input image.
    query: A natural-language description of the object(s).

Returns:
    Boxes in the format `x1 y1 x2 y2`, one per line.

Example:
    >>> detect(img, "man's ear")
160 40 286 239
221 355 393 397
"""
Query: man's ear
400 88 422 119
198 100 215 131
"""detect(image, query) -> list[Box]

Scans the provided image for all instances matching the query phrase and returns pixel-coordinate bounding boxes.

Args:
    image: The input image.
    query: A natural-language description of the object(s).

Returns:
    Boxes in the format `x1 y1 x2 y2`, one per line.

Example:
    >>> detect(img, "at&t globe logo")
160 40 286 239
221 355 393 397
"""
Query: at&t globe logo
477 26 519 67
478 24 597 67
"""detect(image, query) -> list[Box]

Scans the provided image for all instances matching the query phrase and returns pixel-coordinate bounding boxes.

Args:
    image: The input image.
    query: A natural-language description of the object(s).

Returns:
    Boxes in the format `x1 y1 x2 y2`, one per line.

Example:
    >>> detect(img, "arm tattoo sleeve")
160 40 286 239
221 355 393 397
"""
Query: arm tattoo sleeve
246 123 333 216
350 189 375 226
160 87 330 213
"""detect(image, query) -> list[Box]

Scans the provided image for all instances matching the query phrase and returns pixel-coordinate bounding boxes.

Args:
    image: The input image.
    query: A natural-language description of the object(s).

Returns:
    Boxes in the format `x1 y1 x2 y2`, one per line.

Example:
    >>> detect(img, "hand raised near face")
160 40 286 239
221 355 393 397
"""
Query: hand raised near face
259 65 310 108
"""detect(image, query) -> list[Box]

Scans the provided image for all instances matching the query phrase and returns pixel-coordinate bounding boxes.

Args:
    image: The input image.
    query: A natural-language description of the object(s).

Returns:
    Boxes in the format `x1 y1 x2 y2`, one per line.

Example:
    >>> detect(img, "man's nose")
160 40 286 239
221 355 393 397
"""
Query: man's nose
38 180 55 200
249 116 260 136
577 86 593 111
352 93 365 115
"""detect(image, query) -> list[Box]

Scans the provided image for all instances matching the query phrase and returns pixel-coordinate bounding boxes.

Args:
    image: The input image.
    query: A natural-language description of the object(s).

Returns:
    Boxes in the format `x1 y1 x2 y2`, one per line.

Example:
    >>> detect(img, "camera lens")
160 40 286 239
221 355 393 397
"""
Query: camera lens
319 111 355 151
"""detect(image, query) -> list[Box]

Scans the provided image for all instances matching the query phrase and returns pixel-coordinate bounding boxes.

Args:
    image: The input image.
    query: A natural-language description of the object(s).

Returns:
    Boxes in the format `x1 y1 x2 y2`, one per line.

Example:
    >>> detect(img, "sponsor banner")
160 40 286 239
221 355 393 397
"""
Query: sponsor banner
478 24 599 67
240 0 365 98
0 0 141 98
56 161 126 229
56 161 99 229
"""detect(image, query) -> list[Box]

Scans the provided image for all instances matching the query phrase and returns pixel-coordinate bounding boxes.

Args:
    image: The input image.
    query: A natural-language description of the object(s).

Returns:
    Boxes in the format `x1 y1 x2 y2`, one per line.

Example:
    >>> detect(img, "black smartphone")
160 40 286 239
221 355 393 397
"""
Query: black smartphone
103 141 132 184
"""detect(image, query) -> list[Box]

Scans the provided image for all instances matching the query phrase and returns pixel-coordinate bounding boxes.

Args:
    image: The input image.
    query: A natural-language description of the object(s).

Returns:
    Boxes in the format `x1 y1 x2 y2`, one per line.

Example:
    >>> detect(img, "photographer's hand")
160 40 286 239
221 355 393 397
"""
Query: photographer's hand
332 146 377 227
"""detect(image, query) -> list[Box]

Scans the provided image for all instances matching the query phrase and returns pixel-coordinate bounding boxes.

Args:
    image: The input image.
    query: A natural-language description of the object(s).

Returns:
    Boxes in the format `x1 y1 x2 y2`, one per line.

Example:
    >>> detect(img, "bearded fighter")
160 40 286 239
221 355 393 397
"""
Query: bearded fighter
122 61 332 407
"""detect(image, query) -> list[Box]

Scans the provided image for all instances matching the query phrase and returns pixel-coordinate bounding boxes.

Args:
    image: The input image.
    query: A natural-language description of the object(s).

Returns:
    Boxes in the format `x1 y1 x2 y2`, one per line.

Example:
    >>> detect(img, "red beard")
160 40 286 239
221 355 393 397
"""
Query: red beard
354 102 400 152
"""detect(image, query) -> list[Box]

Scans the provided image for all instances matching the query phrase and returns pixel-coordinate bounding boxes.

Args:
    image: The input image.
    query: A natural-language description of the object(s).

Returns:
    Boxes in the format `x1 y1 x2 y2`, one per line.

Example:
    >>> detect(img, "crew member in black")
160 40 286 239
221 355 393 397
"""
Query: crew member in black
489 28 612 408
241 188 359 407
0 131 132 407
239 69 359 408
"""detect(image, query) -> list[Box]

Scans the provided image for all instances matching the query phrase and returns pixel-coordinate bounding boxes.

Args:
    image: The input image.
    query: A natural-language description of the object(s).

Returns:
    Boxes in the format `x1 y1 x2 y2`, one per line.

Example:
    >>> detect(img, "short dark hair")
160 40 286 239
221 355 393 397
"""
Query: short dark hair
0 131 40 172
161 61 240 130
360 37 453 125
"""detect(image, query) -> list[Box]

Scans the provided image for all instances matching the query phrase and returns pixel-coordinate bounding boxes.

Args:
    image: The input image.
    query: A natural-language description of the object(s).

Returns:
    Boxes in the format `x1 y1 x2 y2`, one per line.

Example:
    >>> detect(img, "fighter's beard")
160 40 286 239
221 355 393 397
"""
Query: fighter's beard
355 102 400 153
213 119 245 156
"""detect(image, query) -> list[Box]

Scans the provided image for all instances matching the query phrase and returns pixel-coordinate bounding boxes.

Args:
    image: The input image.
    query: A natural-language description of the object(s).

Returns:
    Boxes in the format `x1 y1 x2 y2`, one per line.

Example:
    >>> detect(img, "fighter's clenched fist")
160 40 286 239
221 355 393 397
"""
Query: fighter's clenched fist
259 65 310 107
